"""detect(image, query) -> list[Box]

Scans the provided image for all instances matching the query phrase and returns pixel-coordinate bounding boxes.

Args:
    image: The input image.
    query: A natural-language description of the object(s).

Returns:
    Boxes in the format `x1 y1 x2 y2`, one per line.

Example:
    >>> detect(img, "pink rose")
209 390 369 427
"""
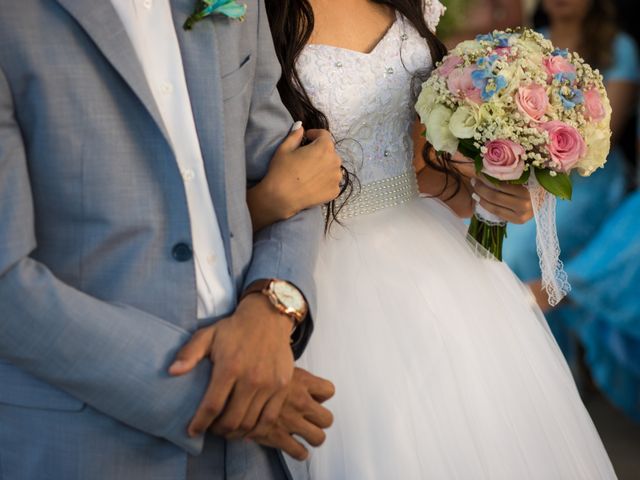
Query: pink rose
447 66 483 104
493 46 512 58
515 84 549 122
482 139 526 180
543 55 576 81
541 121 587 172
583 88 606 122
436 55 463 76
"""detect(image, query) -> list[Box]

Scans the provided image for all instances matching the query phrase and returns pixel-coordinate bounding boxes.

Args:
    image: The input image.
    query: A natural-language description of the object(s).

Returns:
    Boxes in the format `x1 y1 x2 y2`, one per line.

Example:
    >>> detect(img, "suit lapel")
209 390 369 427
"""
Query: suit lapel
55 0 171 147
171 0 232 260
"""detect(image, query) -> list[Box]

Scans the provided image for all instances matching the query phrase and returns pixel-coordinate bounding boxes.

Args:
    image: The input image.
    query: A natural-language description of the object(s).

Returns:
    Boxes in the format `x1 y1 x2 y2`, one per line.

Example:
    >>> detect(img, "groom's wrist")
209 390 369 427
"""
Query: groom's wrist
241 279 309 339
237 293 297 341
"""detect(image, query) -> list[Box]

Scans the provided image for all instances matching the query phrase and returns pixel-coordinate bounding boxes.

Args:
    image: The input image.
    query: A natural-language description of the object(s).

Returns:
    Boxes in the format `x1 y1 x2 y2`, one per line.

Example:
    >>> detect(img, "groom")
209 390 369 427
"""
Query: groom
0 0 334 479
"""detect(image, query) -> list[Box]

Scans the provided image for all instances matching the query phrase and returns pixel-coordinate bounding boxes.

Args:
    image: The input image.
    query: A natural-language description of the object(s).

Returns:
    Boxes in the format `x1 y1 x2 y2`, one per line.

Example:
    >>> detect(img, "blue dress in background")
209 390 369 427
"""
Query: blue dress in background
502 30 640 421
559 191 640 421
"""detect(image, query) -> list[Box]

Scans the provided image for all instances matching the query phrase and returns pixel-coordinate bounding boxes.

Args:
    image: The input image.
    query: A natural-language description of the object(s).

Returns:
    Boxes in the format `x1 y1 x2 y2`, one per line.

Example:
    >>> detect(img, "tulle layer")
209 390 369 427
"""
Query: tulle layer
297 197 616 480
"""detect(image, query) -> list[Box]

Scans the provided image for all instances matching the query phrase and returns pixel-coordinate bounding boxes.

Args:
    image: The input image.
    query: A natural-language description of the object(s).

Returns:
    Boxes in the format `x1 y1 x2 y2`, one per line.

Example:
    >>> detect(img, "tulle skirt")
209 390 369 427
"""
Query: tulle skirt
296 196 616 479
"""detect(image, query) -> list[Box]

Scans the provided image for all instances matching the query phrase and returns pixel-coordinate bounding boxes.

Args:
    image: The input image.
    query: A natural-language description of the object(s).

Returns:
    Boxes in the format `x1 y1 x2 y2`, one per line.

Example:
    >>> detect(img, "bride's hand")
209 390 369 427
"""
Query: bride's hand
247 124 343 231
451 151 534 225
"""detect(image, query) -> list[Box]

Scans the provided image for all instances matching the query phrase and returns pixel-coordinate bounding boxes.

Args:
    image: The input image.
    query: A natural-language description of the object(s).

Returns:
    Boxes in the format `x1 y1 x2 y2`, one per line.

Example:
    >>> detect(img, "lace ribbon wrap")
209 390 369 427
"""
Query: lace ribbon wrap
528 175 571 306
474 203 506 227
472 178 570 306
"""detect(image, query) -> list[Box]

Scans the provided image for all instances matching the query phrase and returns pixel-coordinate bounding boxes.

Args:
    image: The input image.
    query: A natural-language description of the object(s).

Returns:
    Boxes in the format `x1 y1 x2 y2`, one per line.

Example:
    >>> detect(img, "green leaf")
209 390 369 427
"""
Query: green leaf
534 169 572 200
457 139 479 159
457 139 483 174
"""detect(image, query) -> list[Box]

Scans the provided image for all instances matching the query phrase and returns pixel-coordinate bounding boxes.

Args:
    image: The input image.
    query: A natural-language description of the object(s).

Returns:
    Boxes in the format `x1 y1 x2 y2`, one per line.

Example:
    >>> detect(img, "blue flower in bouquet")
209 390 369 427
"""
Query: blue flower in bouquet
552 48 570 58
184 0 247 30
554 71 577 84
472 56 507 101
493 33 512 48
476 53 499 70
559 87 584 110
476 33 495 43
472 70 507 101
476 32 512 47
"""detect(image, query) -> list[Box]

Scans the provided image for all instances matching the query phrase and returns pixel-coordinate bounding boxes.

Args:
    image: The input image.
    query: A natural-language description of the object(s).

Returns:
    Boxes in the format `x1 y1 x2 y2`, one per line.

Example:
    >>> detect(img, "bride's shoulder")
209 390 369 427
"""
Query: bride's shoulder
422 0 446 33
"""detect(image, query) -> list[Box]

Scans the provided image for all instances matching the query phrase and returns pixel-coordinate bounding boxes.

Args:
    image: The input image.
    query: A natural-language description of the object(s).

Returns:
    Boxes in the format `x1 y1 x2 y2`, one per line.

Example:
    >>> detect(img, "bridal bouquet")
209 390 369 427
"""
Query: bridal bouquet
415 29 611 304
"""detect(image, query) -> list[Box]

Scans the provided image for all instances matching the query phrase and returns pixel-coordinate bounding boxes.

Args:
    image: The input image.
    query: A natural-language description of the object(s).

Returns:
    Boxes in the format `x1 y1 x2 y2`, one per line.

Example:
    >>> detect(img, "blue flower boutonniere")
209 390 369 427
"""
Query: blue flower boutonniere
184 0 247 30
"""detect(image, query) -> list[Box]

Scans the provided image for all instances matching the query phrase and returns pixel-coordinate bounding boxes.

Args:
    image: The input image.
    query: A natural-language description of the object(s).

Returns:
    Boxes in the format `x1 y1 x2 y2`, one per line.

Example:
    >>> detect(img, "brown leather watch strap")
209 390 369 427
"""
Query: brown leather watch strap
240 279 272 300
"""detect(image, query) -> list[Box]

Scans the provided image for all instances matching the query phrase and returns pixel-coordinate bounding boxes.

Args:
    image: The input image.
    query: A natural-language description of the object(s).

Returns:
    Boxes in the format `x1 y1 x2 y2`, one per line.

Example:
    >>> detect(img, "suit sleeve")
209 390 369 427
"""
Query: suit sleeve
242 0 323 358
0 67 211 455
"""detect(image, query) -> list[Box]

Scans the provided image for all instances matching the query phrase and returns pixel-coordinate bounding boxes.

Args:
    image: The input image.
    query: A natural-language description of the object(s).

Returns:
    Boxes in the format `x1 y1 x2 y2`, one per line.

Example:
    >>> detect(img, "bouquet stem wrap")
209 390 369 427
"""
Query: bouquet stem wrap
468 204 507 261
528 176 571 306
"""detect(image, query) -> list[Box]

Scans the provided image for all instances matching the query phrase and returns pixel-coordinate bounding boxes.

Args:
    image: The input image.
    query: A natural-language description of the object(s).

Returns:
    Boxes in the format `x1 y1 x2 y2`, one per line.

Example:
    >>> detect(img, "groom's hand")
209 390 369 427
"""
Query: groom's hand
169 294 295 437
245 367 335 461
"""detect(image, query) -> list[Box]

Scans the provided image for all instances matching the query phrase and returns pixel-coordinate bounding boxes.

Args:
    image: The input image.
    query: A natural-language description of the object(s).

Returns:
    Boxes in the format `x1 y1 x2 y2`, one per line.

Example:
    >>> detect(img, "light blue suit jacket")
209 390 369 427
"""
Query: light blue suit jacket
0 1 320 478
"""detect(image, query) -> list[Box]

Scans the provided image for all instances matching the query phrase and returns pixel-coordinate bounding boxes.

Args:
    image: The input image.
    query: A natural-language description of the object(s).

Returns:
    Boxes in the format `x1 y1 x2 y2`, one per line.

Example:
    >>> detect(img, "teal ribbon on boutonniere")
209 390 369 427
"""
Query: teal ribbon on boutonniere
183 0 247 30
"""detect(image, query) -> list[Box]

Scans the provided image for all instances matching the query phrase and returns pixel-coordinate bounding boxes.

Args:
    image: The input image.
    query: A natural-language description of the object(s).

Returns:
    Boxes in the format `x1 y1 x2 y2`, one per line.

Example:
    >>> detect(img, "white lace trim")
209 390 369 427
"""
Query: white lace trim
529 176 571 306
423 0 447 33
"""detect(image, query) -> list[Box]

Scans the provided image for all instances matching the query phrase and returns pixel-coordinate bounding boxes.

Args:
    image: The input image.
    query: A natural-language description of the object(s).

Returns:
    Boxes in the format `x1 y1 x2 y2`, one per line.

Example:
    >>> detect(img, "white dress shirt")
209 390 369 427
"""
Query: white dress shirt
111 0 234 319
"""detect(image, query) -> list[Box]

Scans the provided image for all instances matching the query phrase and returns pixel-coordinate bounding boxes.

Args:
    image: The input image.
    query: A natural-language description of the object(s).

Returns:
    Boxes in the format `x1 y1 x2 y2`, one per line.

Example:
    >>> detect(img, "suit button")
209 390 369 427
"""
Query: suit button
172 243 193 262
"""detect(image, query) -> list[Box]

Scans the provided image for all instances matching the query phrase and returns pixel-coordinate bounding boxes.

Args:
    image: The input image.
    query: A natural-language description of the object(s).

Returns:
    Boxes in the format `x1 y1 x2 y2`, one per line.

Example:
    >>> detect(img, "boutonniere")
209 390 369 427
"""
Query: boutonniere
184 0 247 30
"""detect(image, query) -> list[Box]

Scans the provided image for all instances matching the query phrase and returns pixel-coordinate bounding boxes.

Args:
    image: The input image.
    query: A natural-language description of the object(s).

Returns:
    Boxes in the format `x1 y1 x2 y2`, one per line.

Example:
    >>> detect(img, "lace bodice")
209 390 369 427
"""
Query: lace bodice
296 1 445 186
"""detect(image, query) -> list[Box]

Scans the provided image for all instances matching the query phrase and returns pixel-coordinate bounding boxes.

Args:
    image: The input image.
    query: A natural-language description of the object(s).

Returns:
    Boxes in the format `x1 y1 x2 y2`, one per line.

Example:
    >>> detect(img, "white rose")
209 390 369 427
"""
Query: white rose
495 64 523 98
452 40 484 55
575 120 611 175
517 37 546 56
415 86 438 124
449 105 478 139
425 105 459 154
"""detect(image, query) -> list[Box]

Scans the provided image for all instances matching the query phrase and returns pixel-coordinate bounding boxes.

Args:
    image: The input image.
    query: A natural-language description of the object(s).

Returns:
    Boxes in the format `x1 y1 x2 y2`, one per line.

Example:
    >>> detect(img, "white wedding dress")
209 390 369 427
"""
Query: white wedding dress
293 2 617 479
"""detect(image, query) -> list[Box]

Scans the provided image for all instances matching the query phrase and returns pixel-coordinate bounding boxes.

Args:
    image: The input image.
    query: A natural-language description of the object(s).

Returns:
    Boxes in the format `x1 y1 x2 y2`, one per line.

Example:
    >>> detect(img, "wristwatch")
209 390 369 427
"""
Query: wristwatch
243 279 308 327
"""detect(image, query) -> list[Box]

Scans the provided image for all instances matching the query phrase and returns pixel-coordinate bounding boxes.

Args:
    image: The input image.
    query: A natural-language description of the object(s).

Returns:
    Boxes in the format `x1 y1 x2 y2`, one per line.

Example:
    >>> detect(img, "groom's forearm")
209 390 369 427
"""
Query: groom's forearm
243 206 322 358
241 0 323 358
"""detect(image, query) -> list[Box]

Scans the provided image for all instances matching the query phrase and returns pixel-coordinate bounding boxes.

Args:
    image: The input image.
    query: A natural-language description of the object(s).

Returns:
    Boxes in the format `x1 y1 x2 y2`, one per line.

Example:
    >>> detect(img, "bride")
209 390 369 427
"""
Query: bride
237 0 617 478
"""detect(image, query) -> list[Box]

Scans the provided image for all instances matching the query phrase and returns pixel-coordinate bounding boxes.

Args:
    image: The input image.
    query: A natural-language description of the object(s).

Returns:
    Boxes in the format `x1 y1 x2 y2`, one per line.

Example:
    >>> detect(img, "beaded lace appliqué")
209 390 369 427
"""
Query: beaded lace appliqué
297 1 445 216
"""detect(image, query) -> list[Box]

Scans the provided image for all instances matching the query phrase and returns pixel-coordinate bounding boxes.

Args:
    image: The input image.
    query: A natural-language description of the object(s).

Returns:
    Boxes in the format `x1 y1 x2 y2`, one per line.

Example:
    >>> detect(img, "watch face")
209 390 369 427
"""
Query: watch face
272 281 306 312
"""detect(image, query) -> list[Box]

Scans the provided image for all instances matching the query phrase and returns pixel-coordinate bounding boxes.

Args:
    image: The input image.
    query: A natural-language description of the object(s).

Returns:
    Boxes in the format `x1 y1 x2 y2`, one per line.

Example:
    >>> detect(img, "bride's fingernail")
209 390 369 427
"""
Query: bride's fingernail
471 193 481 203
291 120 303 132
470 178 477 188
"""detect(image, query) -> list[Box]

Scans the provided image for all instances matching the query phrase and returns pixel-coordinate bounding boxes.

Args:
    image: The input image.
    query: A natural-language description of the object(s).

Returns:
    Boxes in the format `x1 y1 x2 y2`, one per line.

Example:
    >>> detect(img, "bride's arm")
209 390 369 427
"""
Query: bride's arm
413 120 534 224
247 125 343 232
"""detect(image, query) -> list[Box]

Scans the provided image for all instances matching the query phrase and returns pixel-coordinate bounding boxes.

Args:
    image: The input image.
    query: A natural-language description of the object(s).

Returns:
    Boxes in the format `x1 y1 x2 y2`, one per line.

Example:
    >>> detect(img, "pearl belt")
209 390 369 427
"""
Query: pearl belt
332 170 419 219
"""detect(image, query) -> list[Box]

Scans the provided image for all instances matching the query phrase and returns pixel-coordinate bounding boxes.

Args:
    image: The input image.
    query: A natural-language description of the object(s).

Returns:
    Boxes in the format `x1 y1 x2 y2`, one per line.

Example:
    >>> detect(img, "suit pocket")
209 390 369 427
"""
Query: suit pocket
0 360 85 412
221 53 253 102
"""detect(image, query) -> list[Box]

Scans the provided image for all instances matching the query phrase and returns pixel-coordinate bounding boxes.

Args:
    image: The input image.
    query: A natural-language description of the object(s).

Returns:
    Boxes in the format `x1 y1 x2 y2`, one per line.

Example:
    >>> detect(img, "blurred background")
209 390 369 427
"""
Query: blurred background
438 0 640 478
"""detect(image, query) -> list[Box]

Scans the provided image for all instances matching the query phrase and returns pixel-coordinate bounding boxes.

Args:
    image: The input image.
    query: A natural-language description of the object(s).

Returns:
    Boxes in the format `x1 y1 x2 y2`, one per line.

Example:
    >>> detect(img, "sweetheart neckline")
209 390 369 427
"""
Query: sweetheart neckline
304 12 400 57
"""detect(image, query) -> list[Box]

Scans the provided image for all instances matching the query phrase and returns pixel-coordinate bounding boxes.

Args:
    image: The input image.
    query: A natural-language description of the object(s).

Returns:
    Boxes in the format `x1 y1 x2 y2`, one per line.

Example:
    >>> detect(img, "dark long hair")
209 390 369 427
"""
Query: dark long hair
265 0 455 228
